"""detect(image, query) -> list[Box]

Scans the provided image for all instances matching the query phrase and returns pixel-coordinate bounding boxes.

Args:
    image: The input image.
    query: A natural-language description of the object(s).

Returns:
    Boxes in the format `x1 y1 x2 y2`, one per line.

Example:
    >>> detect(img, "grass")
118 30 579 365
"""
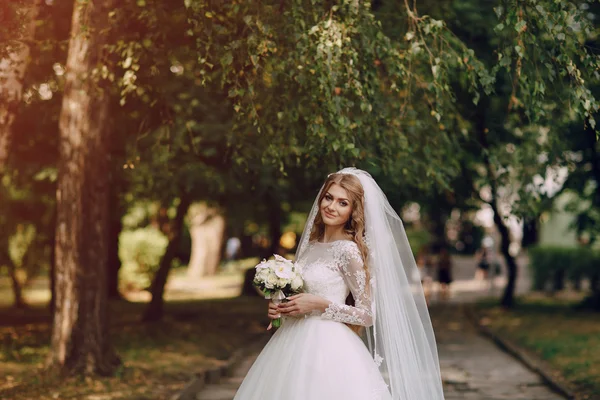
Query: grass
476 293 600 400
0 269 269 400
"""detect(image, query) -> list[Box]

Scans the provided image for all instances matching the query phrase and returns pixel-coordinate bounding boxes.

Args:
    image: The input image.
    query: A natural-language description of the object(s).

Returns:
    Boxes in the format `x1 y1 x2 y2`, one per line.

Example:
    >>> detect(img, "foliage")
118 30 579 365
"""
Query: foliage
559 122 600 245
2 0 600 315
4 0 600 235
409 0 600 220
529 246 599 291
118 227 168 290
176 0 495 190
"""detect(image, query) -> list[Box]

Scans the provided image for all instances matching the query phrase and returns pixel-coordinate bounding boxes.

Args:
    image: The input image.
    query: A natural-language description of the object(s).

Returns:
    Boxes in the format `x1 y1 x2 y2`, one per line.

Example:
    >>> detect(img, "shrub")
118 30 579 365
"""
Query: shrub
529 246 600 292
119 227 168 291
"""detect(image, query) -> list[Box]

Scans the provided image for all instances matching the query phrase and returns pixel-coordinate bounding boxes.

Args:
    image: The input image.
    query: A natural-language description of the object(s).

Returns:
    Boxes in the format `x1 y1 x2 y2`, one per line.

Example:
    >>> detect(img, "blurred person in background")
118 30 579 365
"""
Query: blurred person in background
225 236 241 262
416 247 433 305
437 247 453 301
475 246 490 289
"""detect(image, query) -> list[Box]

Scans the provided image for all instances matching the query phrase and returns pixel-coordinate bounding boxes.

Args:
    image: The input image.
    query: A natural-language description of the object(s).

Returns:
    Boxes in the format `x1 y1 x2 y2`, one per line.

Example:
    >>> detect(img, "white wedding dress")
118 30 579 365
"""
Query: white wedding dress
233 240 392 400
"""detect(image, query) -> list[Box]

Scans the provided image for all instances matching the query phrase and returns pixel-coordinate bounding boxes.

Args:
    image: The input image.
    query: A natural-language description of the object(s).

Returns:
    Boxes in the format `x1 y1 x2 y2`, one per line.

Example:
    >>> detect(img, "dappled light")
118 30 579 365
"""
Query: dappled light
1 0 599 399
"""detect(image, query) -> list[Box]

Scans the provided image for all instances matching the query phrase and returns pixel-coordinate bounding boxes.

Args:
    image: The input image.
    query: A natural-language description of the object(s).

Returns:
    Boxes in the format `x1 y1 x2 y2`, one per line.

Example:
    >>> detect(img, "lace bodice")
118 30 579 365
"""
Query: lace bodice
297 240 373 327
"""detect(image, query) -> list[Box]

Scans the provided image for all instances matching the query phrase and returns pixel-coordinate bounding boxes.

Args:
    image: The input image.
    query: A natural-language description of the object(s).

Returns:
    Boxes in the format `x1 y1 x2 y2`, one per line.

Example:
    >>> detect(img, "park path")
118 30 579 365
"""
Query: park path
197 255 565 400
433 304 563 400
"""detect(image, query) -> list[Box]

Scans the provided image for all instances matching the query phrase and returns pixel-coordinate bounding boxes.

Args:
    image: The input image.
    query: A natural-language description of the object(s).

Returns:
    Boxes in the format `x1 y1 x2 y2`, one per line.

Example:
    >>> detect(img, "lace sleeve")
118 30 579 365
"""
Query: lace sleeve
321 242 373 327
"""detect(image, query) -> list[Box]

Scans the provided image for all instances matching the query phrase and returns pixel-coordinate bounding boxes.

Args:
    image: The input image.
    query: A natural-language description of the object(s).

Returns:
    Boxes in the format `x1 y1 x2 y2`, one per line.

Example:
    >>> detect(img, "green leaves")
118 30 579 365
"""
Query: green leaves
514 20 526 33
220 52 233 67
21 0 597 217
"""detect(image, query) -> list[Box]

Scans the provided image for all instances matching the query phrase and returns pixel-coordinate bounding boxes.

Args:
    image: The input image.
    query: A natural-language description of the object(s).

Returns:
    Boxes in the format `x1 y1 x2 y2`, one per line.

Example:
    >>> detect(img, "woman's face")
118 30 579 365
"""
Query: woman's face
320 183 353 227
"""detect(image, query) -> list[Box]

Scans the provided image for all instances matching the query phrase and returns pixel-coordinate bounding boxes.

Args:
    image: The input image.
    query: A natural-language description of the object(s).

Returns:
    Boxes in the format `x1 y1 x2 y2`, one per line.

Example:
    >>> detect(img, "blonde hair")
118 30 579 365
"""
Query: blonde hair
309 173 370 334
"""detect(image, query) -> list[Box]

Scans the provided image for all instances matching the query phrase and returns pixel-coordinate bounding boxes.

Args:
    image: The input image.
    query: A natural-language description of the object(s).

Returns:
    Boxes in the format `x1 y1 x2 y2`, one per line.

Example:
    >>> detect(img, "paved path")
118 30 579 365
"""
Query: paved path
433 304 563 400
197 255 565 400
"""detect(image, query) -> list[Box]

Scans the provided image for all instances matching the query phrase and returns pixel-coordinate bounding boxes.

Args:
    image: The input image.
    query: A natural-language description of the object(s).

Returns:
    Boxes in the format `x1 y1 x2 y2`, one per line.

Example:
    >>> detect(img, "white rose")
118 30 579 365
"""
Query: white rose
274 261 293 279
265 274 278 289
278 278 290 288
291 275 303 291
257 268 270 281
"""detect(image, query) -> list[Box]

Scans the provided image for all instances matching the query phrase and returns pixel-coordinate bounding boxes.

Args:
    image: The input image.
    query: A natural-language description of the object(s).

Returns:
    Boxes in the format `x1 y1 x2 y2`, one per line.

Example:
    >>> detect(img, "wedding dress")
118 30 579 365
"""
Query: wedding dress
233 239 392 400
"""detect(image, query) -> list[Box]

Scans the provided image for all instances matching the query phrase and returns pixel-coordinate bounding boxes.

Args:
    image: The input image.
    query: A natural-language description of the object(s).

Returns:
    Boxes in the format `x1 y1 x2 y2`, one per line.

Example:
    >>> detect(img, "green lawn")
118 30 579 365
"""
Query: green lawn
477 295 600 399
0 296 268 399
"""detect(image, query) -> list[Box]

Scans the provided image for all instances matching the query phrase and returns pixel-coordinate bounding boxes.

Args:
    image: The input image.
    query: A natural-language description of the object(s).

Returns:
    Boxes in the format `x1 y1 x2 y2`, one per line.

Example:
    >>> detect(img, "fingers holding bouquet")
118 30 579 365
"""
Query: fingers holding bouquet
267 301 280 319
278 293 330 316
266 301 280 331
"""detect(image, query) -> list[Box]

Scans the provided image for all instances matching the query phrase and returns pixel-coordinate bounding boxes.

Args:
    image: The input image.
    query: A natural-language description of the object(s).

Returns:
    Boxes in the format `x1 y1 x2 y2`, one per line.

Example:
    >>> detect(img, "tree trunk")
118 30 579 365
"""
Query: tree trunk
48 0 119 376
6 258 26 308
0 1 40 169
0 244 26 308
489 199 519 308
484 157 519 308
475 98 518 308
186 203 225 278
142 195 191 322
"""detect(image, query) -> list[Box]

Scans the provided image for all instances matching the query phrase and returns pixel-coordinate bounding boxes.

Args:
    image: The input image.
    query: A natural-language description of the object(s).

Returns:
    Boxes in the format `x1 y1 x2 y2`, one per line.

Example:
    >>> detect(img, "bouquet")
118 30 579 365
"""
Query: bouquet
253 254 303 328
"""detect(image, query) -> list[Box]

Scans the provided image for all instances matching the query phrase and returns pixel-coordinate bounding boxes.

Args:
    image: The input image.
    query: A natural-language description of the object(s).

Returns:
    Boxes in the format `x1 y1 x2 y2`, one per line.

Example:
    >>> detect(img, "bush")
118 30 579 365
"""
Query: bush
529 246 599 292
406 228 431 255
119 227 168 291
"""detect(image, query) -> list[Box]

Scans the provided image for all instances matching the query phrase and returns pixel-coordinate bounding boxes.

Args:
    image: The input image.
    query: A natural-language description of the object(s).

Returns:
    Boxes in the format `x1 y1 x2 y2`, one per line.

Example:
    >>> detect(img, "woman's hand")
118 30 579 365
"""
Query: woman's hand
266 301 280 331
277 293 330 317
268 301 280 319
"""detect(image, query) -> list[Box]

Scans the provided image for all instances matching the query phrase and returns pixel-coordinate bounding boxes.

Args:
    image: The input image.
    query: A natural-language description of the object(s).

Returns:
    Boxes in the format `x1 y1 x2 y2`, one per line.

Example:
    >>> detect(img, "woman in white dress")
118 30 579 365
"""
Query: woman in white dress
233 168 445 400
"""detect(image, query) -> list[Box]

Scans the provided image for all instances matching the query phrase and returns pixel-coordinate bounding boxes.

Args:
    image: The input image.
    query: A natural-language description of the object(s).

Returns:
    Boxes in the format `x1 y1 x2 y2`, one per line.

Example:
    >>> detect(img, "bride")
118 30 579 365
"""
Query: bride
233 168 445 400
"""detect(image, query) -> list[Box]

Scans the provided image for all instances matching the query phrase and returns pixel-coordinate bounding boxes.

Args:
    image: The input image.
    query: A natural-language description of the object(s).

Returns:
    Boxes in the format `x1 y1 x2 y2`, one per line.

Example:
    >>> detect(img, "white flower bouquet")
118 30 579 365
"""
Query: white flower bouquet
253 254 303 328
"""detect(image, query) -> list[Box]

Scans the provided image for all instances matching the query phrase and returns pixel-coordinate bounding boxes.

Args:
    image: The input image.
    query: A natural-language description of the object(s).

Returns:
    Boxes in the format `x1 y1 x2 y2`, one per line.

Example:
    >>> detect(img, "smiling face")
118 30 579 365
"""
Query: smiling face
319 183 353 227
309 173 365 244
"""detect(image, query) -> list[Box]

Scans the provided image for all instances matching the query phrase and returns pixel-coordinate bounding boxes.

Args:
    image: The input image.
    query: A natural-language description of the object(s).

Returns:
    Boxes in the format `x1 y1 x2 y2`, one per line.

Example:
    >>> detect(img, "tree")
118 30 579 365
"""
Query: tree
457 0 599 308
0 1 41 309
373 0 600 308
142 194 191 321
186 203 226 279
158 0 598 310
0 1 40 169
49 0 120 375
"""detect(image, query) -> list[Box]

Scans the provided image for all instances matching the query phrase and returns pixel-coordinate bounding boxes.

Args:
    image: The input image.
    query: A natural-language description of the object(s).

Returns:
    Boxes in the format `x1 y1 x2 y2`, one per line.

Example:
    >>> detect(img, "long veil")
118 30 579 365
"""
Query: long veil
295 167 445 400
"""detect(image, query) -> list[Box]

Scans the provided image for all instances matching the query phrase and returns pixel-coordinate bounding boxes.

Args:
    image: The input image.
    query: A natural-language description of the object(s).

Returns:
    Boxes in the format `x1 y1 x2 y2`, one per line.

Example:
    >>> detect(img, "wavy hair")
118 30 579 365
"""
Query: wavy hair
309 173 370 333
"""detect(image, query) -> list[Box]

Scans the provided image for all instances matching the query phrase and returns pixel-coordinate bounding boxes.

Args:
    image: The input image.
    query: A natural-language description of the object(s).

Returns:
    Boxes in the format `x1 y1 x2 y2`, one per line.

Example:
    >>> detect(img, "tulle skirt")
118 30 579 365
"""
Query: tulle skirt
233 316 392 400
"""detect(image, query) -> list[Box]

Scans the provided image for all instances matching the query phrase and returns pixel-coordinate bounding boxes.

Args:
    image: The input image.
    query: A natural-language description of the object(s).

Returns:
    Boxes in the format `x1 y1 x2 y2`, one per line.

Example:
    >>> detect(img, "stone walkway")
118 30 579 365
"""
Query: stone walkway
433 304 563 400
